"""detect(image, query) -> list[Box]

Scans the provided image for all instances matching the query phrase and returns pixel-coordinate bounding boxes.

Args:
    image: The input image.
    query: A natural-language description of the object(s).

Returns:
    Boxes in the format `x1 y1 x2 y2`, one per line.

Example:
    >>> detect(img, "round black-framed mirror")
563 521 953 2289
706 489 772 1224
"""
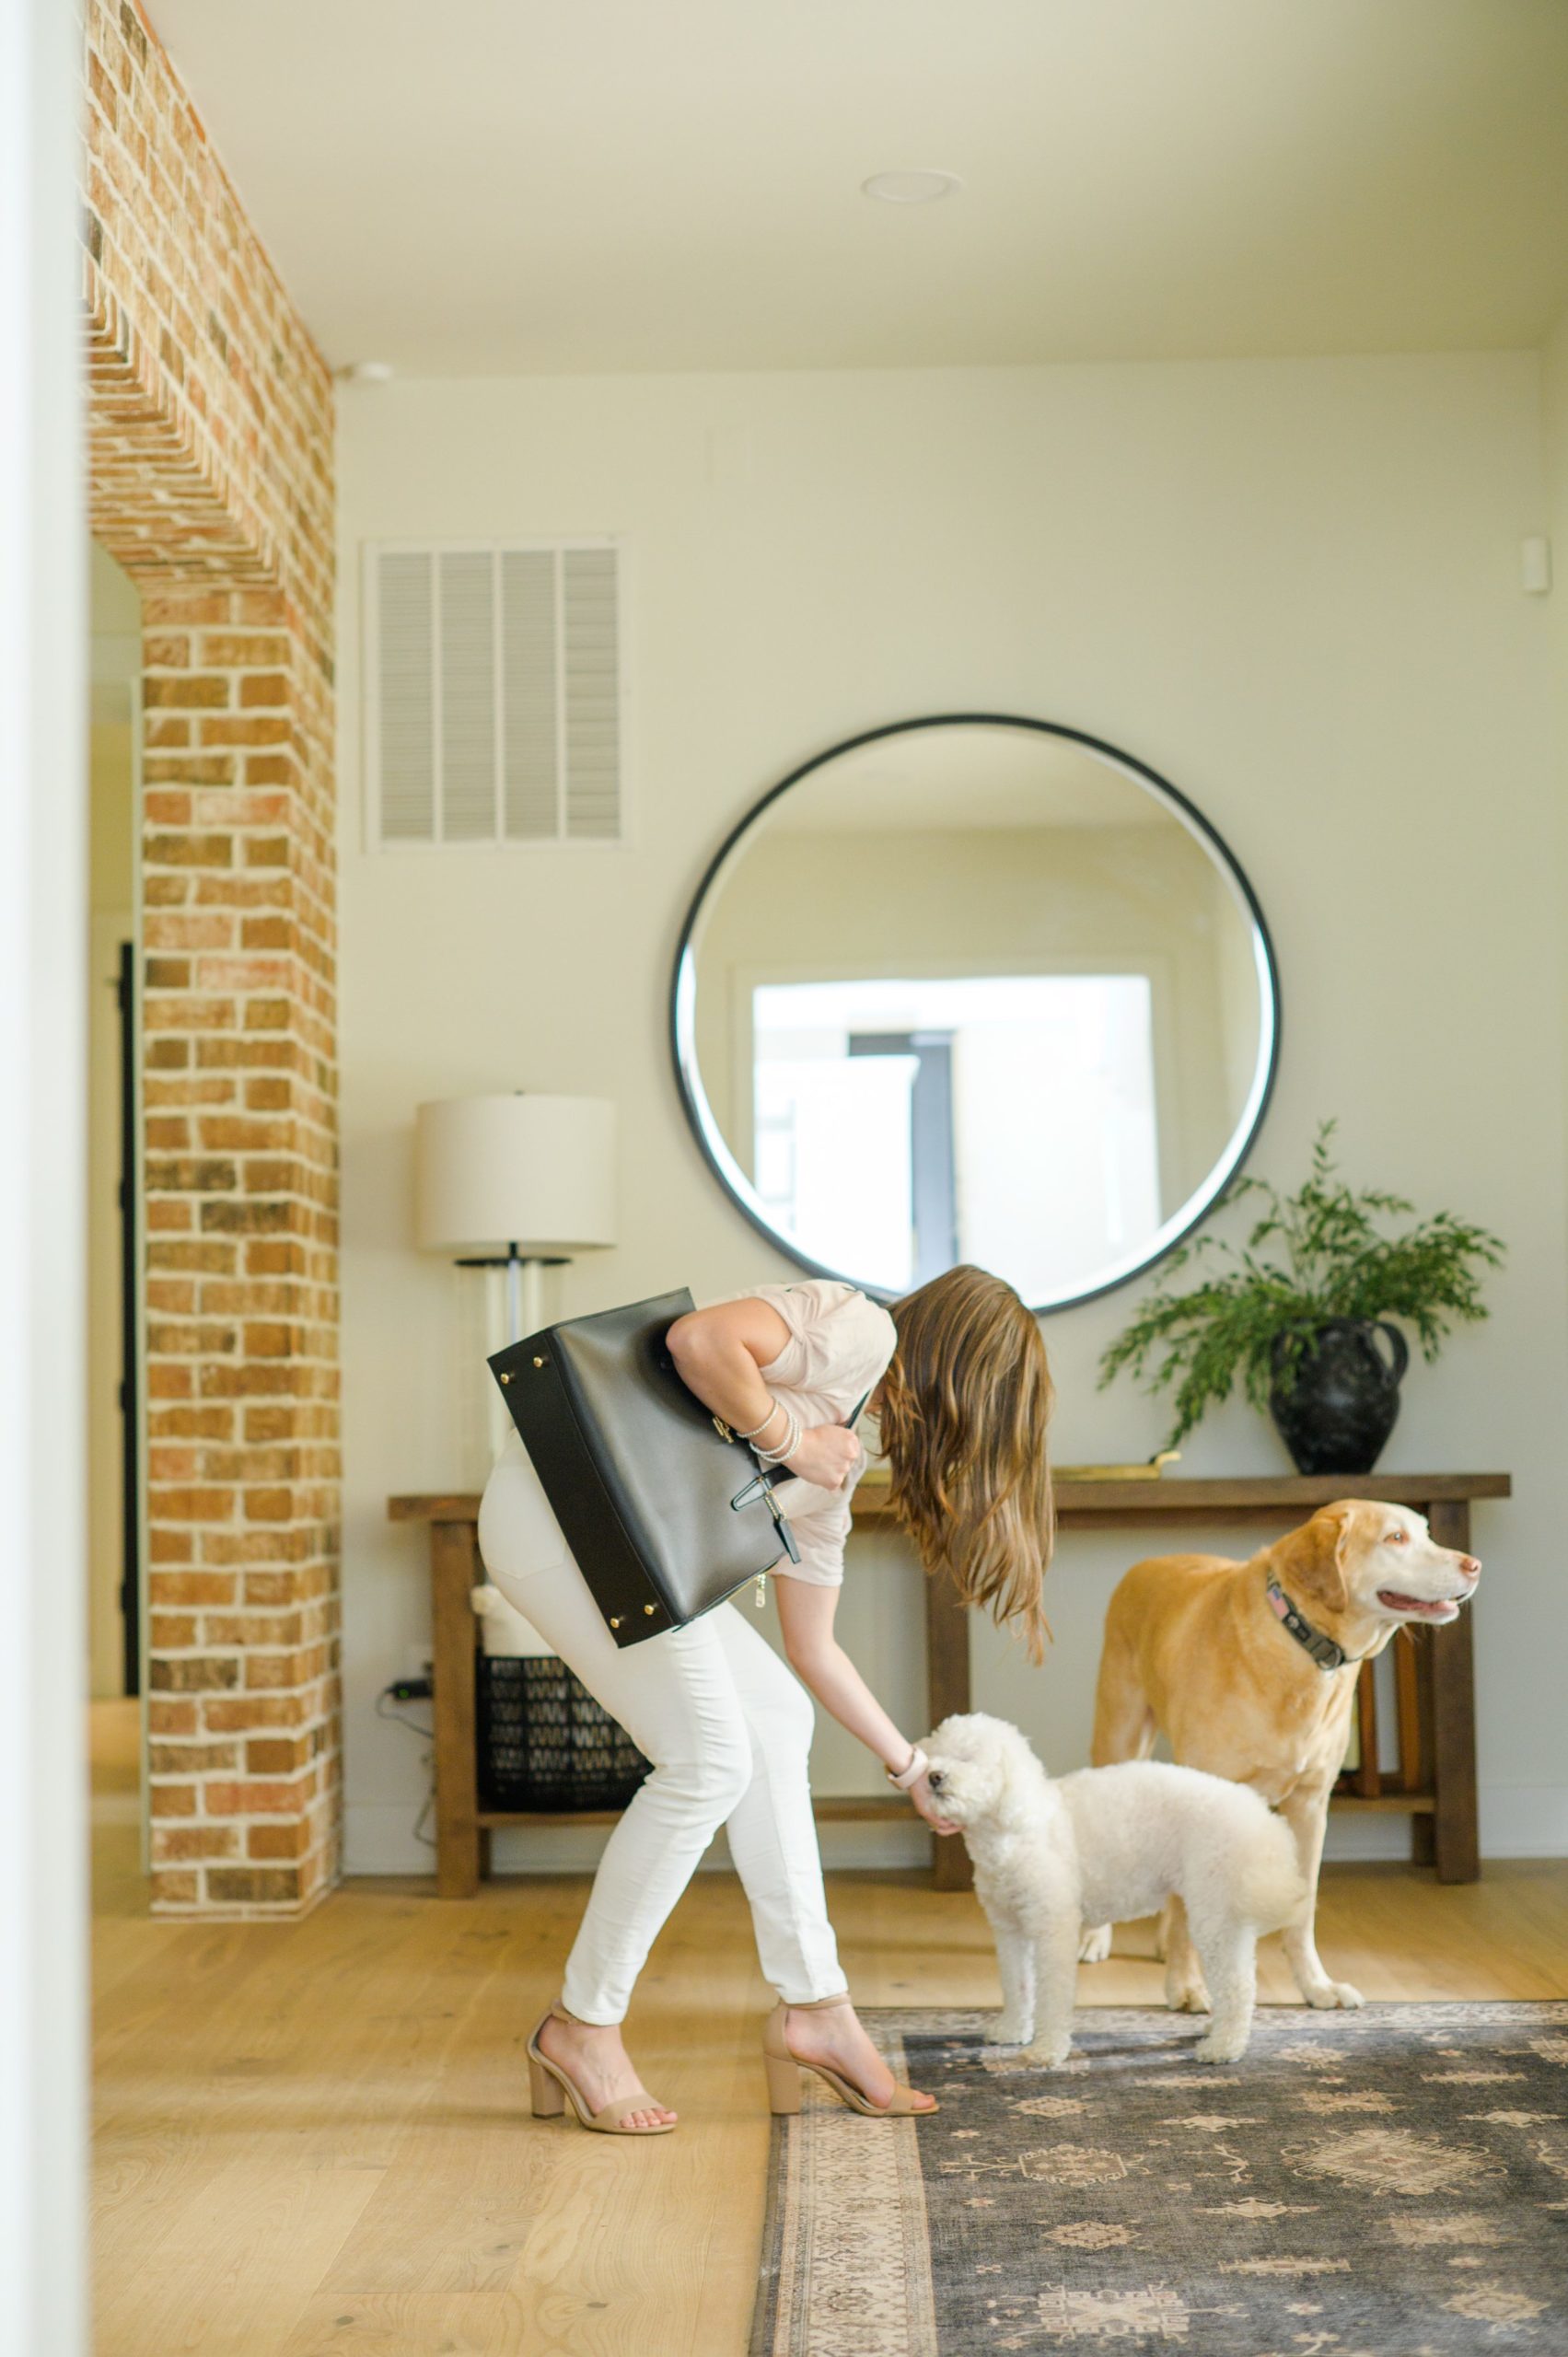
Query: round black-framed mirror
670 714 1280 1313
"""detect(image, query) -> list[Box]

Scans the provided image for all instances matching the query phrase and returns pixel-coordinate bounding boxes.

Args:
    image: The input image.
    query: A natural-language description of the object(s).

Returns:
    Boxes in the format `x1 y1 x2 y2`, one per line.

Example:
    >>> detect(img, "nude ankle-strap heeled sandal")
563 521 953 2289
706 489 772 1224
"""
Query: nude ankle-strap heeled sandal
762 1991 938 2119
526 2003 676 2135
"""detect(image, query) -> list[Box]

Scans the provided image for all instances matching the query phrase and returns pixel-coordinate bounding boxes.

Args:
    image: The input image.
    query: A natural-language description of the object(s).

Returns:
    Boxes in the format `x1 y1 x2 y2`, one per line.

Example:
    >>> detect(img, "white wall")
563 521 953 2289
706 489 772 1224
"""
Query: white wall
1542 309 1568 1237
337 352 1565 1875
1 0 88 2344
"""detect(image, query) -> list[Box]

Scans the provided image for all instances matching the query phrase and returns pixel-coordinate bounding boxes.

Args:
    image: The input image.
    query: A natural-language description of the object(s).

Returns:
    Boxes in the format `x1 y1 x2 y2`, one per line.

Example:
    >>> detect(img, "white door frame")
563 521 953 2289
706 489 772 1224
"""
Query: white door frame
0 0 90 2349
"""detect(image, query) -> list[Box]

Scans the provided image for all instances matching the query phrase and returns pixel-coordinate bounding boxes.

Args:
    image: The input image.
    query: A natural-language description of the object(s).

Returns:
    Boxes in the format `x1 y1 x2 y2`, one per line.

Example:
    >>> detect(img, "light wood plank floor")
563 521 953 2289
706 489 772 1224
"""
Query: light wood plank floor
92 1746 1568 2355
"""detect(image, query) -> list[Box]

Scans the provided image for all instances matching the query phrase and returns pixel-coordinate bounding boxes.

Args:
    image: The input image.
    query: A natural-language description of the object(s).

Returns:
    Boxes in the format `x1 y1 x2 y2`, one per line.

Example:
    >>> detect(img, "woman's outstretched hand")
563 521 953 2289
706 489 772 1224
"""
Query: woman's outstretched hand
782 1422 863 1491
907 1771 961 1838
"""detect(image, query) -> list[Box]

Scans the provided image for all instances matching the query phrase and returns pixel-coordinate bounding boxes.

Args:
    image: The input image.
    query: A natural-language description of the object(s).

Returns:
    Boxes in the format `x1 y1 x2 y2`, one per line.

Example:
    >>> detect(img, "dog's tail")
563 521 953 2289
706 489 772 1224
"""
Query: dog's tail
1239 1811 1309 1935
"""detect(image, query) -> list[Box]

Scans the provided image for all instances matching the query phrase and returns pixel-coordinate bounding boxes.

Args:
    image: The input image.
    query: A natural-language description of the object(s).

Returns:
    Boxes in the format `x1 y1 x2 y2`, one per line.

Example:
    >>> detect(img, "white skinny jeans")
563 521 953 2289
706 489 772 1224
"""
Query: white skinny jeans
477 1434 848 2024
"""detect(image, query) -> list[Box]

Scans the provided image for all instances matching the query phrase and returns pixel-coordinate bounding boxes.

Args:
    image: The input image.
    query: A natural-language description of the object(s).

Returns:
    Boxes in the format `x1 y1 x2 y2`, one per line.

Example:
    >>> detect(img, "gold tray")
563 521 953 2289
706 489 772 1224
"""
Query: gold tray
856 1449 1180 1489
1056 1450 1182 1482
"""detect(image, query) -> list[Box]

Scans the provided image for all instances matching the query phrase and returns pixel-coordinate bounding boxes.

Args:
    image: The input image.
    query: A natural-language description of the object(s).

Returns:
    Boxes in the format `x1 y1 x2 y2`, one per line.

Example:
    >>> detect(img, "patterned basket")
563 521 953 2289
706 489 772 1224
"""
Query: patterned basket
475 1654 650 1813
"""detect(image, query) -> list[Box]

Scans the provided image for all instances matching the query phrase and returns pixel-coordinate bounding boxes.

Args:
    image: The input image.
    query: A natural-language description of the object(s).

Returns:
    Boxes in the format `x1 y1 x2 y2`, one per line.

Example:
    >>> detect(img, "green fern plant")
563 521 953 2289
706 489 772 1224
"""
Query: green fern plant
1098 1122 1505 1448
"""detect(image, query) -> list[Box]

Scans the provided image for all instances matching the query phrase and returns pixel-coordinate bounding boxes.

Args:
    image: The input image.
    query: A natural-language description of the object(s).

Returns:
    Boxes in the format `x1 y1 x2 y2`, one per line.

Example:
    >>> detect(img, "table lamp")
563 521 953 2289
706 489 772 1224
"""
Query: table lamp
414 1092 618 1342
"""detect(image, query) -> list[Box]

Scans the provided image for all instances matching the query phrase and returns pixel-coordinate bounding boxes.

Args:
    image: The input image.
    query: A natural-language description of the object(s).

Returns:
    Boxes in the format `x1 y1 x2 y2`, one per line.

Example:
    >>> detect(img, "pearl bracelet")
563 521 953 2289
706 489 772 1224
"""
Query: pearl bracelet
754 1406 801 1466
885 1744 928 1792
735 1398 787 1446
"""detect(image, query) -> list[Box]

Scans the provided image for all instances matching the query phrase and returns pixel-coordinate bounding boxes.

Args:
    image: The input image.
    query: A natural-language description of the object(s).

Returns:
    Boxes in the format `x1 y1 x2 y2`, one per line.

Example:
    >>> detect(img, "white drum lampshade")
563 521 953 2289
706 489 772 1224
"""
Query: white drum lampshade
415 1092 617 1383
414 1094 617 1259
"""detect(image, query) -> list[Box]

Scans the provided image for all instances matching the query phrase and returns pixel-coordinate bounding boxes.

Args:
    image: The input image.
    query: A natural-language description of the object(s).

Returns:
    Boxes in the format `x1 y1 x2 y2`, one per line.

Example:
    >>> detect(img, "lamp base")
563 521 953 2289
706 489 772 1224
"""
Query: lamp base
453 1250 568 1345
451 1253 573 1487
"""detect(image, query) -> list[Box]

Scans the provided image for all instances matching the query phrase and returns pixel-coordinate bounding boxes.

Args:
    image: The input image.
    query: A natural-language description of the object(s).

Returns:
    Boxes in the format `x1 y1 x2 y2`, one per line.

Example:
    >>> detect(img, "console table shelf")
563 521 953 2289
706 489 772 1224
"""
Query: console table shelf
389 1470 1507 1899
473 1794 912 1835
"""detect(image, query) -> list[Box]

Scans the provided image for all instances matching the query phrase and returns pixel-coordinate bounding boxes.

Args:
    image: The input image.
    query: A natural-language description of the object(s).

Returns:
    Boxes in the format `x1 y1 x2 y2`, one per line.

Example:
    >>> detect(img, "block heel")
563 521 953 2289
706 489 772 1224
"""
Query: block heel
524 2002 677 2135
528 2052 565 2118
764 2047 804 2116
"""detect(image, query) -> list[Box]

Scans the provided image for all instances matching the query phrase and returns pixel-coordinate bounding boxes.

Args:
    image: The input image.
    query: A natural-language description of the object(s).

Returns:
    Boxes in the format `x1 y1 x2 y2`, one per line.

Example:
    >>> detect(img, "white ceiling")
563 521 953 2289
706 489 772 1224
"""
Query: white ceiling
150 0 1568 376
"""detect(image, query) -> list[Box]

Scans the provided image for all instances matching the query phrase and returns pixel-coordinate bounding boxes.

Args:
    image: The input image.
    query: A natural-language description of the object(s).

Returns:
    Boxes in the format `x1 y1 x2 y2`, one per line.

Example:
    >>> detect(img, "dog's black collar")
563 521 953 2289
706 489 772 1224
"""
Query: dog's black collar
1264 1575 1368 1672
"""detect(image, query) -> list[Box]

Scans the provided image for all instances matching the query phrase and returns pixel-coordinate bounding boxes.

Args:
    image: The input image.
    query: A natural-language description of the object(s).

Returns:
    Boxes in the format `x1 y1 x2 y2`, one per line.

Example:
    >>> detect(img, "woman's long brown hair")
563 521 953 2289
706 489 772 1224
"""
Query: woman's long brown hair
877 1263 1055 1662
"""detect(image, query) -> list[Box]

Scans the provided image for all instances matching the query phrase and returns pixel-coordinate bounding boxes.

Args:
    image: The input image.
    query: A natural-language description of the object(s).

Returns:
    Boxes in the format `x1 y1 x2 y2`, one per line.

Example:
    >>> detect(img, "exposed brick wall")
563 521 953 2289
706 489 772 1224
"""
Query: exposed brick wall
82 1 341 1915
81 0 332 618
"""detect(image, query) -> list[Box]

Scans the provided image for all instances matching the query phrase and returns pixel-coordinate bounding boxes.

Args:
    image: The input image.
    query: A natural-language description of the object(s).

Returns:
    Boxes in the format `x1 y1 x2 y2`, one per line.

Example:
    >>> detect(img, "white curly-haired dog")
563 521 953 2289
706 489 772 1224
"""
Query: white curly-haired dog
921 1713 1306 2065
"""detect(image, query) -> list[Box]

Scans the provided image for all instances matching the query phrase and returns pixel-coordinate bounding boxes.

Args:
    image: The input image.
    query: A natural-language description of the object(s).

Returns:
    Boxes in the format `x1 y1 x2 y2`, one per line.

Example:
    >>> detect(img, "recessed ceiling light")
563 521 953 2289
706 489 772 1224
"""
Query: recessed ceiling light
339 360 395 383
861 169 964 206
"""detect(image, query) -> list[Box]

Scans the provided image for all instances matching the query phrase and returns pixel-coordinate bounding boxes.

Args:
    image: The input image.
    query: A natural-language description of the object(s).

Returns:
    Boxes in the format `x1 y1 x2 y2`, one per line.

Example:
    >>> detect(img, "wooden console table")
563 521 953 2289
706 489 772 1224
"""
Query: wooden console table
389 1471 1507 1900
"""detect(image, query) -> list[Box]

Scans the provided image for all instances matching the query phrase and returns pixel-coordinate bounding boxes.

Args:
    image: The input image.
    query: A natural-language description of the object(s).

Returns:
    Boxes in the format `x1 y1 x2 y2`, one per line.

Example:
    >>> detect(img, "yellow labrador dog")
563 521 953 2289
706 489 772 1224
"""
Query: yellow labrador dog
1082 1500 1480 2011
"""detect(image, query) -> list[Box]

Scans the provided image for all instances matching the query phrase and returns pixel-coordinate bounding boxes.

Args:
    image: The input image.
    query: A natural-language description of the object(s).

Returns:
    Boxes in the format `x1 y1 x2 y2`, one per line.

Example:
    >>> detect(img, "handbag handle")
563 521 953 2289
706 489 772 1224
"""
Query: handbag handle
729 1387 874 1514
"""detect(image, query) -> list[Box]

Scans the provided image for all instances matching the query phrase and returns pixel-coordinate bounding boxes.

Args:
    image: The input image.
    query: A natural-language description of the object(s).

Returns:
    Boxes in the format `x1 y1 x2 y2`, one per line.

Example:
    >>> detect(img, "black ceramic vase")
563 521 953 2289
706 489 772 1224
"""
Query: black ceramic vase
1268 1318 1410 1475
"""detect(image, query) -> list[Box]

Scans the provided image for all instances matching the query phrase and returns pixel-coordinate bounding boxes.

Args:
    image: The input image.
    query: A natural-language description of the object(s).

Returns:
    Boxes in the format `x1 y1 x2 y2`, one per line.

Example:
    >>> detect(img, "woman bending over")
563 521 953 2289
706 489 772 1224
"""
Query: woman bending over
477 1260 1054 2134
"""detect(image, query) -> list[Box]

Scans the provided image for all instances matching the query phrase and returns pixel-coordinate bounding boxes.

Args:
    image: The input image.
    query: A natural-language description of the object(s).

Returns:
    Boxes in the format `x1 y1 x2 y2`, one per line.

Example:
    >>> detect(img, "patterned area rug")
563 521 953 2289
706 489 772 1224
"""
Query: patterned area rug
749 2003 1568 2356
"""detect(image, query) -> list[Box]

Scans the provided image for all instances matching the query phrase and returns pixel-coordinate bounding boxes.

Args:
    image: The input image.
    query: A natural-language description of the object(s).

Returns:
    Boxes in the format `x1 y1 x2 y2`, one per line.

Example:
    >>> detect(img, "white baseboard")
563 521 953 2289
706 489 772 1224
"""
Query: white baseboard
1320 1813 1411 1863
343 1805 442 1876
1478 1783 1568 1857
346 1786 1568 1880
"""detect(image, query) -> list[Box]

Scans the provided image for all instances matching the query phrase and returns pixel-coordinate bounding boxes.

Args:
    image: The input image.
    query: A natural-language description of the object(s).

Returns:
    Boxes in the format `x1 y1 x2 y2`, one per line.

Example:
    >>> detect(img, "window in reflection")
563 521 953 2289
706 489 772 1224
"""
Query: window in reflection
752 974 1158 1300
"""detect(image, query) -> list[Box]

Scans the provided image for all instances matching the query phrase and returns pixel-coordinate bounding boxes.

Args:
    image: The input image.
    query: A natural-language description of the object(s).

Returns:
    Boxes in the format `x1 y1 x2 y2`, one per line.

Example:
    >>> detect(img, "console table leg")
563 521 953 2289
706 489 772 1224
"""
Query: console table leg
432 1519 482 1899
1411 1618 1436 1867
1425 1499 1481 1885
924 1566 973 1893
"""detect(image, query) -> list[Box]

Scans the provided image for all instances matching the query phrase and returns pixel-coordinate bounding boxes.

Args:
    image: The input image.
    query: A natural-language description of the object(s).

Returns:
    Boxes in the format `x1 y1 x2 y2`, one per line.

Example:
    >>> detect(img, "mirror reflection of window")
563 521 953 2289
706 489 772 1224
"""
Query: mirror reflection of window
754 1031 917 1290
677 720 1277 1309
752 976 1159 1301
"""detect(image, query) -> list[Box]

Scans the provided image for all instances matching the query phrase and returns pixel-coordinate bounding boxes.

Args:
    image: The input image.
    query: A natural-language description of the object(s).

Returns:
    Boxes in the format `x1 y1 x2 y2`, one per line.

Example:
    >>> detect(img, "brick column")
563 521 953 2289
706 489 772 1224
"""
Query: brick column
140 589 340 1914
83 0 339 1915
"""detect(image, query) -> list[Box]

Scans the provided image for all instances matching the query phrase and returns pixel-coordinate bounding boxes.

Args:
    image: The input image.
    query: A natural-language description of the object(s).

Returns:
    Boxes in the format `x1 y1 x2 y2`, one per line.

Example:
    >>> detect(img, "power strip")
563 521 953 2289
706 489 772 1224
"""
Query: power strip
384 1675 433 1703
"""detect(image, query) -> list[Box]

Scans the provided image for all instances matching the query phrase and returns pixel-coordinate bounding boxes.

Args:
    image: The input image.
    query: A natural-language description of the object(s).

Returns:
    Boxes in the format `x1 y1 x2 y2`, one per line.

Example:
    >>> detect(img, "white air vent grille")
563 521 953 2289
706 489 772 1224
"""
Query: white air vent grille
366 541 623 846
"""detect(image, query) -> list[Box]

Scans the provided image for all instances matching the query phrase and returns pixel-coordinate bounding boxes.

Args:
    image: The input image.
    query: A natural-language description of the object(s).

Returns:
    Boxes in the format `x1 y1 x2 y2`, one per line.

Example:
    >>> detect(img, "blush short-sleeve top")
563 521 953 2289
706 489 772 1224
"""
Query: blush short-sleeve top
713 1278 899 1588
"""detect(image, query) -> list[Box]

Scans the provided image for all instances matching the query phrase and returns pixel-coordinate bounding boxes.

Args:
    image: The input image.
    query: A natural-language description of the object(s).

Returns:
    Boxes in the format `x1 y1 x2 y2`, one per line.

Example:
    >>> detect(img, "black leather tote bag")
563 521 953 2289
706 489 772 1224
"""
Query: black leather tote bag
487 1289 800 1649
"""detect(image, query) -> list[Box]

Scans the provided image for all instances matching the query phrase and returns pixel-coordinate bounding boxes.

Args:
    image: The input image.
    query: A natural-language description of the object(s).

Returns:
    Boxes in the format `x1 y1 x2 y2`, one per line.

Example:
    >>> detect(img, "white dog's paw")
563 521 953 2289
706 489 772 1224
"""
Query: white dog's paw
1166 1977 1212 2014
1303 1978 1364 2011
1193 2030 1247 2064
986 2016 1034 2049
1078 1923 1112 1965
1022 2038 1074 2071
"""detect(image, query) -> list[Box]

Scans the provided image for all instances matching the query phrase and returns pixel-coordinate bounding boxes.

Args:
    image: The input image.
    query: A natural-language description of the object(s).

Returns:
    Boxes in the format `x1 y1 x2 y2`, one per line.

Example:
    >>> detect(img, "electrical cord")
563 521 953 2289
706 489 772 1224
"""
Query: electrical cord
377 1680 437 1849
